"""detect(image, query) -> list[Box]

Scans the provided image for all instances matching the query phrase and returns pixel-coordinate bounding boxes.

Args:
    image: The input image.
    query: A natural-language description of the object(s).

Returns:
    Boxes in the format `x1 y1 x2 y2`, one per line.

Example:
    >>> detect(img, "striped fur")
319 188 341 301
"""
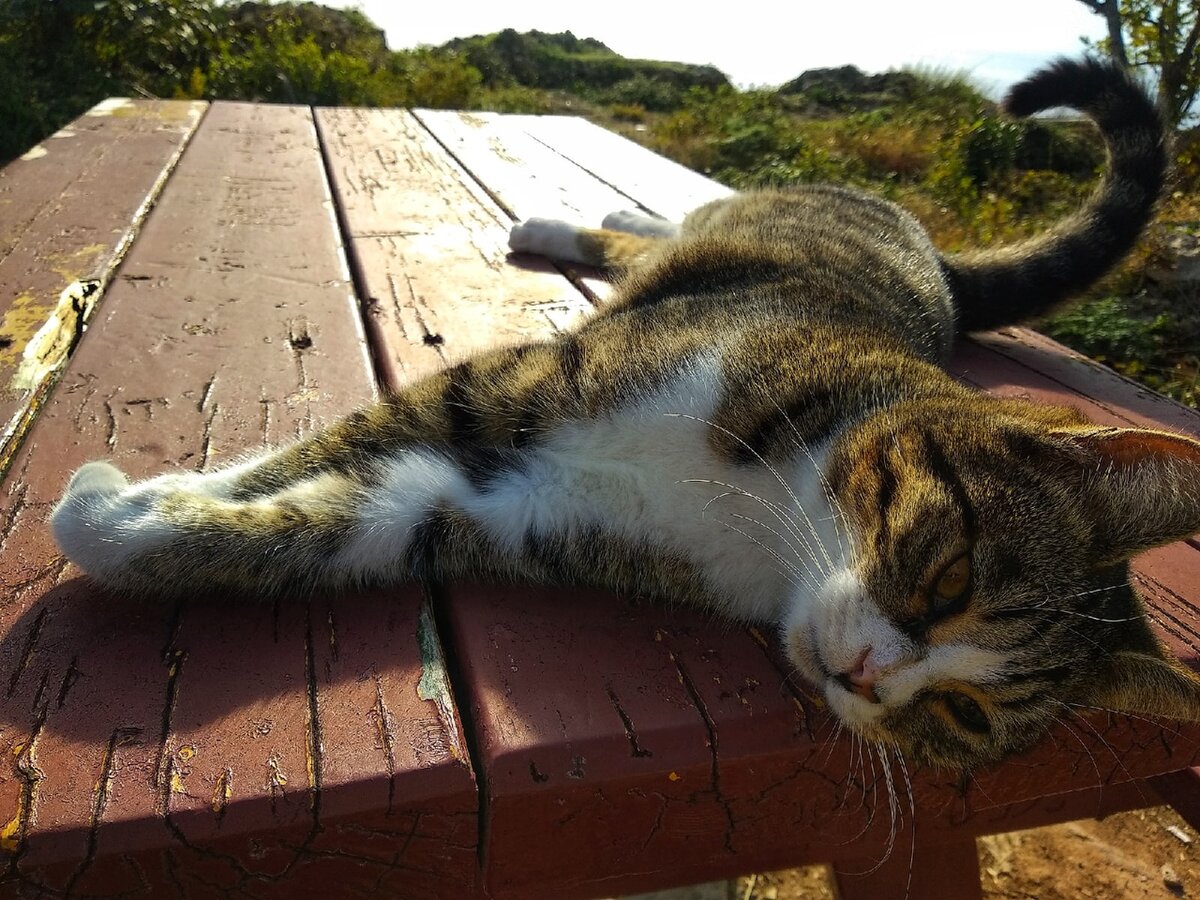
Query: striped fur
53 59 1200 770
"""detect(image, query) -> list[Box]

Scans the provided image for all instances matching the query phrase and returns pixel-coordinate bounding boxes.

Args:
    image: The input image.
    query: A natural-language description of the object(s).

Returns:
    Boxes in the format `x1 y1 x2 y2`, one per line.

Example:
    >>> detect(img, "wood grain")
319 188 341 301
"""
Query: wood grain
315 107 594 388
0 99 206 478
0 102 476 898
508 113 733 222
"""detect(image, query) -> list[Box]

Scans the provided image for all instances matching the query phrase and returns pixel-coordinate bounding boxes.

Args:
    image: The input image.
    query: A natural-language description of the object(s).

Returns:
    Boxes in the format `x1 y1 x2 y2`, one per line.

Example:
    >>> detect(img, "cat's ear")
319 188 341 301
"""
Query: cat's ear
1053 427 1200 564
1088 650 1200 722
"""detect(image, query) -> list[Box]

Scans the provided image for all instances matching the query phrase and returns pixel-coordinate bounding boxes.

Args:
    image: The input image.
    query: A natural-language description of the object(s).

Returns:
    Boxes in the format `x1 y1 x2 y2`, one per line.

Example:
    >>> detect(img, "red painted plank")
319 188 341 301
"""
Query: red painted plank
314 107 594 389
832 837 982 900
0 101 476 897
0 99 206 477
508 113 733 222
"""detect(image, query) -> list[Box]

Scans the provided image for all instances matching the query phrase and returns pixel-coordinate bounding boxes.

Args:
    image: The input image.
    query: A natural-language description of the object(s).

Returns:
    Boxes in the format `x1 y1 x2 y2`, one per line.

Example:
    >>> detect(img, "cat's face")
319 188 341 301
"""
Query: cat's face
783 402 1200 771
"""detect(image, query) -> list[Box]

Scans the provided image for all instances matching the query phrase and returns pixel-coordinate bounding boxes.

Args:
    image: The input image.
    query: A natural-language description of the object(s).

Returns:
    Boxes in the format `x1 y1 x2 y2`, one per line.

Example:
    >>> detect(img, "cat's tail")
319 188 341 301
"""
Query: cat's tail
941 57 1168 332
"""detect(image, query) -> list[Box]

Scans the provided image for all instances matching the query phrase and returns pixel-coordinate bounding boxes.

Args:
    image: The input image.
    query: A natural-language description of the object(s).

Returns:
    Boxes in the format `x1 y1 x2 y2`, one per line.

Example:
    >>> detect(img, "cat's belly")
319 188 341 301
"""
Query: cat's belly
352 351 845 622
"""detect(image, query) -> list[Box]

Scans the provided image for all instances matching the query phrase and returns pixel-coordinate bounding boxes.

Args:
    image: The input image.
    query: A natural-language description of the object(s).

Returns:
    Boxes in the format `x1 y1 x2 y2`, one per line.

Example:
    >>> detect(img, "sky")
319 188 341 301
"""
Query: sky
323 0 1108 94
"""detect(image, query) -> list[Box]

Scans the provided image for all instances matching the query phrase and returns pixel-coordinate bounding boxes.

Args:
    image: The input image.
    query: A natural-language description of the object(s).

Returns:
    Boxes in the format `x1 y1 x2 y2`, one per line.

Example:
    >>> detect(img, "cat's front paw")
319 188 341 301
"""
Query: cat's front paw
508 218 585 261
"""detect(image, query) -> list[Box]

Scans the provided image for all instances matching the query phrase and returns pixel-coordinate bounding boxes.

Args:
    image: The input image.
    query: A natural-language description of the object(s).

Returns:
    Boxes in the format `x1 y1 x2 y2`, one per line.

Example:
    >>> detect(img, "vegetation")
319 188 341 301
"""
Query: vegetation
1 1 1196 407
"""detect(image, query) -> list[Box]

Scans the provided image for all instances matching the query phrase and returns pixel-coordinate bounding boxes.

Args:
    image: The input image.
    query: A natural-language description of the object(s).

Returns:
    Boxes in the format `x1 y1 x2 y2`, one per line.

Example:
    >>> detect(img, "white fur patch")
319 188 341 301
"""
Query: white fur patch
333 449 471 579
458 352 842 621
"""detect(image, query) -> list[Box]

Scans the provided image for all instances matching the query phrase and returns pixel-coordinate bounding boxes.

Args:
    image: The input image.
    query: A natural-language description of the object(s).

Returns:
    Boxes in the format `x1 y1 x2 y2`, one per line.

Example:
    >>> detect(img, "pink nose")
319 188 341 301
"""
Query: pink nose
841 647 880 703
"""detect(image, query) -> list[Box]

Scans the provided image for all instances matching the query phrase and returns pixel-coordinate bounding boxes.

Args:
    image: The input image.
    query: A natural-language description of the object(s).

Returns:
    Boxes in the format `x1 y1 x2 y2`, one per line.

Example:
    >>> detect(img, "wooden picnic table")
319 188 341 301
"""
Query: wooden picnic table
0 98 1199 900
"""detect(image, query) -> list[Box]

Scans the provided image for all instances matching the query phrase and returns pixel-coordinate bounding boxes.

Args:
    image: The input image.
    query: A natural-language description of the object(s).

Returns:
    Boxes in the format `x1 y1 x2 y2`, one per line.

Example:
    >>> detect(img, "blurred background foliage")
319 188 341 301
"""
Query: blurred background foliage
0 0 1196 406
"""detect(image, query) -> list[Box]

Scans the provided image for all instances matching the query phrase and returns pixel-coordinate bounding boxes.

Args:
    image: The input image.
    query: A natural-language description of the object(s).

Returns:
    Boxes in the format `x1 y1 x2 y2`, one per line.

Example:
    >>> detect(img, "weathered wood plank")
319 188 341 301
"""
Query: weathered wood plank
414 110 637 227
0 101 476 897
508 113 733 222
447 581 1200 899
315 107 594 388
0 99 206 478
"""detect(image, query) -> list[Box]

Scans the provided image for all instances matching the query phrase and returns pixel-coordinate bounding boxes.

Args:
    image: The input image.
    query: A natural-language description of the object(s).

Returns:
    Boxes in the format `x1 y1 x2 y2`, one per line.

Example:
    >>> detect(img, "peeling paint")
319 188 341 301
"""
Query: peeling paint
416 599 465 762
10 279 99 392
86 98 134 117
211 768 232 818
19 146 47 161
0 814 20 853
267 756 289 792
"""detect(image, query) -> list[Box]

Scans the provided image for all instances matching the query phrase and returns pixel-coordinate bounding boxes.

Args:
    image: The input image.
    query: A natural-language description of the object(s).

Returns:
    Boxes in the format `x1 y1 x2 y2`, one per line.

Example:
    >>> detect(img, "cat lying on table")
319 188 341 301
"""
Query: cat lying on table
52 58 1200 772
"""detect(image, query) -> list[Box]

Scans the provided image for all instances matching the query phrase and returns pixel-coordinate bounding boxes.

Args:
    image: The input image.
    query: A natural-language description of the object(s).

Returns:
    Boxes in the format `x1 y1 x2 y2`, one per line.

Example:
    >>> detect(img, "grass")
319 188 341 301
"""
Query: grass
579 66 1200 410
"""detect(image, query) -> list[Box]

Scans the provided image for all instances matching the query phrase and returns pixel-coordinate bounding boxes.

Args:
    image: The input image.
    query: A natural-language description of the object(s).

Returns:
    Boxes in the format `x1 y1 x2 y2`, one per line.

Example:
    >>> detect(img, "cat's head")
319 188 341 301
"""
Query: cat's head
784 398 1200 771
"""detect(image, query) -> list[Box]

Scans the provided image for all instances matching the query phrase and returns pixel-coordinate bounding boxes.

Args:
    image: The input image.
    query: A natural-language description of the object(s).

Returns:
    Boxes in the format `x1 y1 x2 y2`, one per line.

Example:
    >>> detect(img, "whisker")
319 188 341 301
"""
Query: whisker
1065 702 1186 740
711 519 822 596
666 412 839 572
687 480 830 578
771 402 850 562
894 747 916 900
1057 701 1152 805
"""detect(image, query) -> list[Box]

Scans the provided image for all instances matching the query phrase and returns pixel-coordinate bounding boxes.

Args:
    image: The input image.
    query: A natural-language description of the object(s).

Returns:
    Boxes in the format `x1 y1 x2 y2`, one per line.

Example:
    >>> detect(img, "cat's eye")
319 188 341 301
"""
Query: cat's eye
942 692 990 734
931 553 971 612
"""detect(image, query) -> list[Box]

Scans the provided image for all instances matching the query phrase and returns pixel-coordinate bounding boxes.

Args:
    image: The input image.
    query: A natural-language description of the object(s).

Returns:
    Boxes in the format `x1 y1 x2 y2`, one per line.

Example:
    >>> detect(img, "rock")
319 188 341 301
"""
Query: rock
1147 223 1200 286
1161 862 1183 893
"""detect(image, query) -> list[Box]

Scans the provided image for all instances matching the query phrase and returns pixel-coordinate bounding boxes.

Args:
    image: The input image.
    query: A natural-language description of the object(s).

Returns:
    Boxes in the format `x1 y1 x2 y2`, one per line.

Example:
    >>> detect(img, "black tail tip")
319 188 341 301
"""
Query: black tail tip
1002 55 1148 119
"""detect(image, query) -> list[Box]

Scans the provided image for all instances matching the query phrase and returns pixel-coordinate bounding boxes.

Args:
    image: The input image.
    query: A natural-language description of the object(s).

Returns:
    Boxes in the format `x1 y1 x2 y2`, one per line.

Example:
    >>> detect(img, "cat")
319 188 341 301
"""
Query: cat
51 58 1200 772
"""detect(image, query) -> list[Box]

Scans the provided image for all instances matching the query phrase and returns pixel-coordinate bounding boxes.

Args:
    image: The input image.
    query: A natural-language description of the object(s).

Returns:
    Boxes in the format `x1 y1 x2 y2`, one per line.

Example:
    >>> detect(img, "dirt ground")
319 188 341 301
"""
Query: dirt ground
736 805 1200 899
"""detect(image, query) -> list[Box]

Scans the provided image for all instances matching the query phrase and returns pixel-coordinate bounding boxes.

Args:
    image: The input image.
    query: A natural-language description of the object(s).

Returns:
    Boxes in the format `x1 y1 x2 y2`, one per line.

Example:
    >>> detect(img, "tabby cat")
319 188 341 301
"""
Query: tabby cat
52 58 1200 771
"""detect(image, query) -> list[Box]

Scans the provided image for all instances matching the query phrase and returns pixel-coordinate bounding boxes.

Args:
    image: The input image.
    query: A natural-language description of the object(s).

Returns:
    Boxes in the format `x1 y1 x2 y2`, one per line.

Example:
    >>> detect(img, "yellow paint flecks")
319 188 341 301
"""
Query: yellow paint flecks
169 770 188 795
178 745 196 762
267 756 288 792
668 771 681 782
10 279 98 392
211 769 233 817
86 98 133 117
11 743 23 757
0 812 21 853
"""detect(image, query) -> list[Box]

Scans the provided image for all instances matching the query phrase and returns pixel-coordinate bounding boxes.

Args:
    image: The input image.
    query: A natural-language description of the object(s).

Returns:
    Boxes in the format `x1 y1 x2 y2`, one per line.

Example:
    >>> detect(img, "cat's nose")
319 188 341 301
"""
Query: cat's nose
836 646 881 703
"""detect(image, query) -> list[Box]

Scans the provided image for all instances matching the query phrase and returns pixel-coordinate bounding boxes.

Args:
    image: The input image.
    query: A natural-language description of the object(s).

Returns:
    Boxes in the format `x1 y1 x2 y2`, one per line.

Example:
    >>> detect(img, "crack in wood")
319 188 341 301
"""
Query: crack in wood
371 678 397 816
664 647 737 855
199 401 218 471
154 648 186 810
303 601 324 831
63 726 143 896
0 482 29 557
196 374 216 413
103 393 118 451
605 683 652 759
6 606 46 700
55 655 81 709
2 707 46 869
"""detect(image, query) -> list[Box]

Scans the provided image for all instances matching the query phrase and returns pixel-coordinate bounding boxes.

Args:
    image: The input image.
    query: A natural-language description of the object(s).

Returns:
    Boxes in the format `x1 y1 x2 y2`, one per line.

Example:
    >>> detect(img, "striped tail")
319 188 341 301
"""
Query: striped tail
942 57 1168 332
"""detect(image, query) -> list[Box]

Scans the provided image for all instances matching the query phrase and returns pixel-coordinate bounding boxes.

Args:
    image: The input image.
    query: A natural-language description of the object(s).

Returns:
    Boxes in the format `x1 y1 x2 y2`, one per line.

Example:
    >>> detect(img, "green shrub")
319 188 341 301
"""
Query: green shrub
1042 297 1168 366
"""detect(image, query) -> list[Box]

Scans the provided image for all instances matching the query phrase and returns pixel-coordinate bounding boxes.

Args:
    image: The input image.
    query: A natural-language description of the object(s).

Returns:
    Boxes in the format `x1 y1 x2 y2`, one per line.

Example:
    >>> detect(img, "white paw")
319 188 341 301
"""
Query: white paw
64 461 128 499
508 218 585 262
601 210 680 238
52 463 177 582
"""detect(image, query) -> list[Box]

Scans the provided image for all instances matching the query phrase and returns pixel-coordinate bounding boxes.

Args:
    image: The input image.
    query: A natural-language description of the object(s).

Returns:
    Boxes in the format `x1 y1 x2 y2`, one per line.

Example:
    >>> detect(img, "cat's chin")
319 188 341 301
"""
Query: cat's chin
824 680 888 730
